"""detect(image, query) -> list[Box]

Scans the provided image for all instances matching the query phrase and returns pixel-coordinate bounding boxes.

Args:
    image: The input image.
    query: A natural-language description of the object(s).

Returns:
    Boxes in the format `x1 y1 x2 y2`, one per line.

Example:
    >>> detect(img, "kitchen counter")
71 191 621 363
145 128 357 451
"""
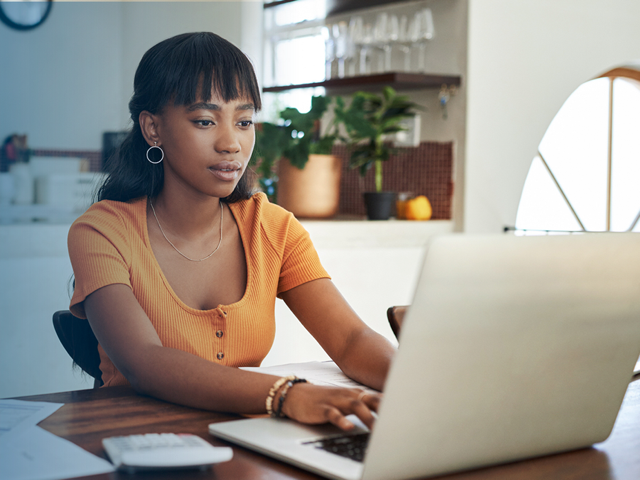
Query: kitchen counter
0 204 81 225
302 218 454 248
0 217 454 256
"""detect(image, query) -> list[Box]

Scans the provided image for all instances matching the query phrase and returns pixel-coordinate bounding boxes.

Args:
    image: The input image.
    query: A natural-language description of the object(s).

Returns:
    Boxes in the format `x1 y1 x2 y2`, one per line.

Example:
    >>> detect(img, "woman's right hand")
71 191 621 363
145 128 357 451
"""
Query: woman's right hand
280 383 382 431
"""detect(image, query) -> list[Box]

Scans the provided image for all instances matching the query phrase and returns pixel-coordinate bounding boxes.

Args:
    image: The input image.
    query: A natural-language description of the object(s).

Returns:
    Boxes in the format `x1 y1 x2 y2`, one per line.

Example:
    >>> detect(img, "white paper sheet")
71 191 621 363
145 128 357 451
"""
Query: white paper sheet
0 425 115 480
241 360 379 395
0 400 115 480
0 400 63 443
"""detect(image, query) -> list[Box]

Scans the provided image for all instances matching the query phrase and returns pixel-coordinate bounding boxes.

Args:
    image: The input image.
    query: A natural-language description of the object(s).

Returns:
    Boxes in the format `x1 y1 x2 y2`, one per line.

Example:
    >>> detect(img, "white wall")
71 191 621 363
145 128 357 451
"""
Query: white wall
0 2 124 150
464 0 640 233
415 0 468 232
0 2 261 150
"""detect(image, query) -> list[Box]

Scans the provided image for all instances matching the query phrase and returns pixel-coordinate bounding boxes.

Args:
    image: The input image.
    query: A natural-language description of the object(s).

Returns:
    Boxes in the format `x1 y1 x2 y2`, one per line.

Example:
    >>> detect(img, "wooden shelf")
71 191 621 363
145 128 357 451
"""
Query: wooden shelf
262 72 461 93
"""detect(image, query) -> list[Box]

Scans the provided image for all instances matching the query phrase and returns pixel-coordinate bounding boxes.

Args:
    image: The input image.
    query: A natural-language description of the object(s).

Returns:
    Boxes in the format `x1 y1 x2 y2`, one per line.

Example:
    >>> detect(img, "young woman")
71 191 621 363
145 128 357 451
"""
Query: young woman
68 32 395 431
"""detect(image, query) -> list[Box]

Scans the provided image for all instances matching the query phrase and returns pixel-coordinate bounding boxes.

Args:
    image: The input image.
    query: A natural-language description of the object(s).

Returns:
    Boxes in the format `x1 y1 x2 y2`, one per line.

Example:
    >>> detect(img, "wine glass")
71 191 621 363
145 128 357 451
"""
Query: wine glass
333 22 349 78
397 15 412 72
373 12 388 73
357 22 374 75
414 8 435 72
321 25 335 80
346 16 361 76
385 14 399 71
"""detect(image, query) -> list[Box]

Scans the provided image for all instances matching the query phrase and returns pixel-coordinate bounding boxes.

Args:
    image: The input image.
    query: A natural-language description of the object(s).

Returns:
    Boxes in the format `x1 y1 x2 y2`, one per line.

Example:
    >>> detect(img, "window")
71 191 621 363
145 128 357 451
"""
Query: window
262 0 327 120
515 66 640 233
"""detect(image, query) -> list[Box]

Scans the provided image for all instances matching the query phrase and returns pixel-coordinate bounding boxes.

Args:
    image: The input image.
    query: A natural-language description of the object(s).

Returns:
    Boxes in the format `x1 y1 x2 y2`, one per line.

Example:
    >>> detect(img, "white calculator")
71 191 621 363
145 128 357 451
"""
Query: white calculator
102 433 233 473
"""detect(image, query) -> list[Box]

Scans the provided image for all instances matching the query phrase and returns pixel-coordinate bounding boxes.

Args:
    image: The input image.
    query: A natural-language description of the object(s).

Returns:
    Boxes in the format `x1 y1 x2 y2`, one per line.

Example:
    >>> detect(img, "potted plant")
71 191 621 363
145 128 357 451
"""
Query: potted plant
250 122 284 202
251 96 342 218
334 87 422 220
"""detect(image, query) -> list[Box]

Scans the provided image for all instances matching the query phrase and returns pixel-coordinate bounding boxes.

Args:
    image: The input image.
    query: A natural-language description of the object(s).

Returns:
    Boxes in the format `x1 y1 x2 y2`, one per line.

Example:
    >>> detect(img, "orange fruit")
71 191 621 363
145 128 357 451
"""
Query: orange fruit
405 195 432 220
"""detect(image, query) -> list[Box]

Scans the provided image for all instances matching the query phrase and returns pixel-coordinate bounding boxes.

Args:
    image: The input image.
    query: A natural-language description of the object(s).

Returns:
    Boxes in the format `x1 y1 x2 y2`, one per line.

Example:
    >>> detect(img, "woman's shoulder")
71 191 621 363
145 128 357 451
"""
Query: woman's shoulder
230 192 294 227
230 192 310 254
71 197 147 234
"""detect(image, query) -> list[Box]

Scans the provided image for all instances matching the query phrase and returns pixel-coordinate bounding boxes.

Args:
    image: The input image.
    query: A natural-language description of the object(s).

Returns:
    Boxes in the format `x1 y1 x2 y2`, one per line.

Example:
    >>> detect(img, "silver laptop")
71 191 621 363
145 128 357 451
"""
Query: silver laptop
209 233 640 480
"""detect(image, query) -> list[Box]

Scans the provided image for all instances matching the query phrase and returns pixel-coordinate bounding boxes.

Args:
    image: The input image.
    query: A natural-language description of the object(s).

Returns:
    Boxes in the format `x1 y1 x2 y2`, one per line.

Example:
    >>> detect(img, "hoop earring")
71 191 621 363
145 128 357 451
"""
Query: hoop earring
146 142 164 164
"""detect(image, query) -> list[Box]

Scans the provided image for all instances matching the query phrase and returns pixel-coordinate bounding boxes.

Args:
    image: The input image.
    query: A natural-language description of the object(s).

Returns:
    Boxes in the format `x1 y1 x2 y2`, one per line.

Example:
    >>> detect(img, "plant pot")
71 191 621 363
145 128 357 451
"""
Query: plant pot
363 192 396 220
277 154 342 218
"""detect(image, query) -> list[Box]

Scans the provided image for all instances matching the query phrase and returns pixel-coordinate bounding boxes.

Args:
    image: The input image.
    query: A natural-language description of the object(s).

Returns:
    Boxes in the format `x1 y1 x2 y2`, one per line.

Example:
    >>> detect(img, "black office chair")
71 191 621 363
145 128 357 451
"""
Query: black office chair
387 305 408 341
52 310 103 388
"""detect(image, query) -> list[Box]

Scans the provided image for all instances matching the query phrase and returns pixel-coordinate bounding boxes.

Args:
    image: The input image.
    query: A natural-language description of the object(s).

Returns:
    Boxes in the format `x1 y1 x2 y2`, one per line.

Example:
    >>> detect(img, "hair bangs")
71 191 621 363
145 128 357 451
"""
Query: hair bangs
167 33 261 111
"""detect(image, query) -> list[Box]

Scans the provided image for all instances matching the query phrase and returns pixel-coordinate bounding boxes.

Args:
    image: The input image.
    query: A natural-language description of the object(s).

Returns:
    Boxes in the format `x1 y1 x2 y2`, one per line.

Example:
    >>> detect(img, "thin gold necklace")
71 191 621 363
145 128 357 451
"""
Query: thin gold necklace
149 199 223 262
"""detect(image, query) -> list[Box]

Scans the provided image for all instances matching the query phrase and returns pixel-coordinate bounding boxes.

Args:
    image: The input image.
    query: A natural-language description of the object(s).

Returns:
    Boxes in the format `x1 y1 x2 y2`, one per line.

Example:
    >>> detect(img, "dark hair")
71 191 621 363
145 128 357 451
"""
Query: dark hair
98 32 261 204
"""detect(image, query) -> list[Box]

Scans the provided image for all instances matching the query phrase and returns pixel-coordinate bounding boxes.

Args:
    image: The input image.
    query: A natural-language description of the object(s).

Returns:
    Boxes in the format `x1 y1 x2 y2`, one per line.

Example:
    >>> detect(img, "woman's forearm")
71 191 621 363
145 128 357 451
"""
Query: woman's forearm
280 279 396 392
124 344 281 413
336 328 396 392
128 343 384 432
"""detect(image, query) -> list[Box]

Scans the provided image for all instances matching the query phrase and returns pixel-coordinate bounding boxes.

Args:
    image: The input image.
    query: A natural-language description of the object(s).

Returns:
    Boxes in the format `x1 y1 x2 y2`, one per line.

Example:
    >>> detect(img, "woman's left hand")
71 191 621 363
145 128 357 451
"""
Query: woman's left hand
280 382 382 431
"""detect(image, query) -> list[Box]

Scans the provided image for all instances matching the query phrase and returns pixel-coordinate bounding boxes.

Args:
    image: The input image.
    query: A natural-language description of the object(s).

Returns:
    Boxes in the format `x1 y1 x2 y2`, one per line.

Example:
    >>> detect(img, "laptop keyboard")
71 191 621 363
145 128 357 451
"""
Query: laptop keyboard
302 433 370 462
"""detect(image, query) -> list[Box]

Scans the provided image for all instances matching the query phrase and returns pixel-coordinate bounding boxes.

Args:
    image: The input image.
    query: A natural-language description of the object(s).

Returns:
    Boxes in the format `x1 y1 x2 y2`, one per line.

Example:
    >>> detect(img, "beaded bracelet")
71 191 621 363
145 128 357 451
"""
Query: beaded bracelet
266 375 296 416
275 378 308 418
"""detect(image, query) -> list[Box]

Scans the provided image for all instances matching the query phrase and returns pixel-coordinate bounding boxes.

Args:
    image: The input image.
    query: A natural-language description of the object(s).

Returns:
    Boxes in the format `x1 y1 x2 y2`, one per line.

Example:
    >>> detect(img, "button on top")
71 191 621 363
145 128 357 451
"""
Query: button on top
216 330 224 338
222 311 228 316
217 352 224 360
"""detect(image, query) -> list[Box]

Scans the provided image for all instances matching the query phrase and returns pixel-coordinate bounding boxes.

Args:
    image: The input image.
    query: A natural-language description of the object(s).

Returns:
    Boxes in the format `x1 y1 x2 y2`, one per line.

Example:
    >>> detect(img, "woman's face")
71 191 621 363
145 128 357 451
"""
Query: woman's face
153 91 256 199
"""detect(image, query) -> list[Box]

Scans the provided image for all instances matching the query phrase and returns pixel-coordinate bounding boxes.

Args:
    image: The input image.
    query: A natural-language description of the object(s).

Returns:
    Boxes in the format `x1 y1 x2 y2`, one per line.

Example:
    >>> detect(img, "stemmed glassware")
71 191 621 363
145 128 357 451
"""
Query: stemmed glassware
372 13 387 73
397 14 412 72
321 25 335 80
321 6 435 77
356 21 374 75
371 13 400 73
345 17 359 76
384 14 399 72
348 16 366 75
413 8 435 72
333 22 349 78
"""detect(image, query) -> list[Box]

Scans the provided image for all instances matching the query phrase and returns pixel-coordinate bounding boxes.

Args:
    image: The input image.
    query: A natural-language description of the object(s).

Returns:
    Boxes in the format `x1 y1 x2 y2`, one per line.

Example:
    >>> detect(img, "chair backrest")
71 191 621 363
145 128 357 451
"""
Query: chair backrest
386 305 408 340
52 310 103 388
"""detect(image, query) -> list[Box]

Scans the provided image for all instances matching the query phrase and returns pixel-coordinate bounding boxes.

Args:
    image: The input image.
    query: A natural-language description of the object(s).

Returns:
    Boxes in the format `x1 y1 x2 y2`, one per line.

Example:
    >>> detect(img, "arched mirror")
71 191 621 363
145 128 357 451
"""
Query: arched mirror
515 63 640 234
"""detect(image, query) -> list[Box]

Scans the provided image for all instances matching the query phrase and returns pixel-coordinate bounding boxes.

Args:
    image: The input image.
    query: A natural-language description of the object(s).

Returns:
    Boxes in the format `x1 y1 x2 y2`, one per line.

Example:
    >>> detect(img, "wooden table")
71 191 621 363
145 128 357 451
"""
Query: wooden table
15 378 640 480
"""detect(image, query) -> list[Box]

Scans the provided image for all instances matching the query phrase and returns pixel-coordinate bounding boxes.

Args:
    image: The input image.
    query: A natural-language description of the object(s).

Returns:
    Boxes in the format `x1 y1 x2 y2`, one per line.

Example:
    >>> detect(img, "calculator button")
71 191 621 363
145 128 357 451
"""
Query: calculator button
183 436 205 447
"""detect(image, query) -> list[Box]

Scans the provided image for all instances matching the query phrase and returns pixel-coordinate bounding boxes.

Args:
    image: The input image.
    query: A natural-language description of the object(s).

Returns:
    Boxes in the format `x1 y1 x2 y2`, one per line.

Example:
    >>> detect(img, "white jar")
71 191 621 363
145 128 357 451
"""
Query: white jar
9 163 34 205
0 172 16 206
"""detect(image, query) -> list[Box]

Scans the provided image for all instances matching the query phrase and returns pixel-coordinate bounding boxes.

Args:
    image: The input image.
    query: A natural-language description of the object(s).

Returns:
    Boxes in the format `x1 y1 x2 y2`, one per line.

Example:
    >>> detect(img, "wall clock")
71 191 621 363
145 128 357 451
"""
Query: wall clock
0 0 53 31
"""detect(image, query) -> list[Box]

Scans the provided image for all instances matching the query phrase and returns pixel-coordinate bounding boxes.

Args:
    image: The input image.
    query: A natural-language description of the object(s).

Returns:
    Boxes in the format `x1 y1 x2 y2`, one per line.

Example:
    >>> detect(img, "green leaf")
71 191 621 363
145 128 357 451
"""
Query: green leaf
381 125 406 135
338 88 423 179
310 135 337 155
382 86 396 103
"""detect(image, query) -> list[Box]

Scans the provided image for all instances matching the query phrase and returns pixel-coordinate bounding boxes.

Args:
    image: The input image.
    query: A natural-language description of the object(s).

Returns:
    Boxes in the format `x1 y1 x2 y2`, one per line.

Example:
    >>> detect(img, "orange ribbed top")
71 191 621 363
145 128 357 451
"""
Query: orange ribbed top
68 193 330 387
